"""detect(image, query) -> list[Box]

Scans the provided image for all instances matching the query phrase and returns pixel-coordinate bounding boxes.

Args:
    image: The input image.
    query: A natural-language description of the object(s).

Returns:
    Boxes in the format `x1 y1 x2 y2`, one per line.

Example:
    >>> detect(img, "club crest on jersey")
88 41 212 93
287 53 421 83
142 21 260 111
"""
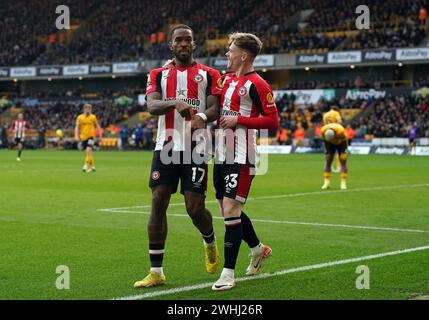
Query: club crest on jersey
238 86 247 96
193 74 203 83
152 171 160 180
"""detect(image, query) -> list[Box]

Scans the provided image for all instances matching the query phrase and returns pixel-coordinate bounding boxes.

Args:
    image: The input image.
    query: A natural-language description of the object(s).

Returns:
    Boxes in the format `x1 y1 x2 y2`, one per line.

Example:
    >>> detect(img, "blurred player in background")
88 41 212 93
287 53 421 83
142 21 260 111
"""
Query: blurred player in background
212 33 279 291
134 25 222 289
408 124 418 155
10 113 28 162
323 106 342 172
321 122 348 190
74 104 102 172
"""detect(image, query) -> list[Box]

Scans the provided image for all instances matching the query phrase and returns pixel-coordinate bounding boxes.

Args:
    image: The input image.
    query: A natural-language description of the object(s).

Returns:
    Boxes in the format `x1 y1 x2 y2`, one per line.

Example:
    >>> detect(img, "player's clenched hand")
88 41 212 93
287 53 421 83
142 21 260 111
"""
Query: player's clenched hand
175 100 193 118
219 116 238 129
191 114 205 129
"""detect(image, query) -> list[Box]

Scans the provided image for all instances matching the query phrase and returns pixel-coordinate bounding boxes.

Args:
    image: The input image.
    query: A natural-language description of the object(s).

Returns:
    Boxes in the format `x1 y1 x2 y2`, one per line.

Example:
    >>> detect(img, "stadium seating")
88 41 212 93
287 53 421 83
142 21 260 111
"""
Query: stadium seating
1 0 428 65
354 94 429 138
13 99 141 131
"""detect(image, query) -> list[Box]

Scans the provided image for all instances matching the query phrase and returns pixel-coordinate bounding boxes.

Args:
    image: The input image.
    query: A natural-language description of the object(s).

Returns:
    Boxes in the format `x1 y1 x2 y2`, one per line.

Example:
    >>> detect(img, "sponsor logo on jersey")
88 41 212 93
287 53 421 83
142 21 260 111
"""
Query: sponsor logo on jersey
165 97 201 109
176 88 188 97
216 77 224 90
266 92 274 104
220 110 241 116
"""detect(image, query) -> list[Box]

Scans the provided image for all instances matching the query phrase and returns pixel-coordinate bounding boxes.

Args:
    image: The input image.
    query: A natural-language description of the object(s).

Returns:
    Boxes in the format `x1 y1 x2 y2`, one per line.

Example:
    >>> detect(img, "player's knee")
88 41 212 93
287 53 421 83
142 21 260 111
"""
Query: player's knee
222 200 242 218
339 153 348 162
151 191 169 210
185 201 205 219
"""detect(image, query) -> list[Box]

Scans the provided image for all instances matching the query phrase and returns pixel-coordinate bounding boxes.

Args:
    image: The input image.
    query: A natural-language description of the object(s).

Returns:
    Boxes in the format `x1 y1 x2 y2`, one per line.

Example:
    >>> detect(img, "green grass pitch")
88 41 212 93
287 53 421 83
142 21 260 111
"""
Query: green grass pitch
0 150 428 300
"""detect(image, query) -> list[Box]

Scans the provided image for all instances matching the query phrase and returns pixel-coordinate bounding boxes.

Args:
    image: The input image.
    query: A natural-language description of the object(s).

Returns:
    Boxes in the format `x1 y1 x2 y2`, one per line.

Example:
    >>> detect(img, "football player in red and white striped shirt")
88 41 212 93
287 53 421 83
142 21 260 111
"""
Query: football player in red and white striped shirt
10 113 28 162
134 25 222 288
212 33 279 291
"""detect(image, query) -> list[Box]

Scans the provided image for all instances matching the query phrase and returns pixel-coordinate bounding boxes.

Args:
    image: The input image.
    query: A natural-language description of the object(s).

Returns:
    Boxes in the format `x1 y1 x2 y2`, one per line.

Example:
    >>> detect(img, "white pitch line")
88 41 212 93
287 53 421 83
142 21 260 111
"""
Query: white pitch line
4 168 80 174
99 183 429 211
98 183 429 234
113 244 429 300
99 208 428 234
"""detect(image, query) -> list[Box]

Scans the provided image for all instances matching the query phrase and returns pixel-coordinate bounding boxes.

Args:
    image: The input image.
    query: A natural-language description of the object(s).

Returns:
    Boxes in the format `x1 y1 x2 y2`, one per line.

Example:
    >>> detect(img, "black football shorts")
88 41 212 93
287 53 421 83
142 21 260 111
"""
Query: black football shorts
149 151 208 195
82 138 95 149
213 163 255 204
14 137 24 145
324 140 348 156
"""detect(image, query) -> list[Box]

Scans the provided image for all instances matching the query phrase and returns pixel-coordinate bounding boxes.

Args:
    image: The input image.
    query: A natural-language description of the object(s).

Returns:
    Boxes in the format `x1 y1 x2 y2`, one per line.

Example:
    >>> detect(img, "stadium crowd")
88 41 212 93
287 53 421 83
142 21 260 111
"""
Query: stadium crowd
0 0 102 66
274 91 429 144
354 95 429 138
283 77 374 90
1 0 428 65
17 99 140 132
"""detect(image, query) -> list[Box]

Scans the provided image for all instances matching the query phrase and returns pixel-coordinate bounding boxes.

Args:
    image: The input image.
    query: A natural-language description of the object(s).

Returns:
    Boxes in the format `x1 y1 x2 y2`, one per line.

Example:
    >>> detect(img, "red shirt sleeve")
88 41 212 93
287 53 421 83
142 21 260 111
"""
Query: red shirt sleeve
236 80 279 130
207 68 222 96
146 69 162 96
237 112 278 130
252 80 278 115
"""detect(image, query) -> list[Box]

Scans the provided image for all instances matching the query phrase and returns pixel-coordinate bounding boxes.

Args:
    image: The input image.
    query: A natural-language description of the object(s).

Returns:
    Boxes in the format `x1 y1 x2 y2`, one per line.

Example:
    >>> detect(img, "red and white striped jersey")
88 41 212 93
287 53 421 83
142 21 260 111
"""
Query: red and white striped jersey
11 120 28 139
217 71 278 164
146 61 222 151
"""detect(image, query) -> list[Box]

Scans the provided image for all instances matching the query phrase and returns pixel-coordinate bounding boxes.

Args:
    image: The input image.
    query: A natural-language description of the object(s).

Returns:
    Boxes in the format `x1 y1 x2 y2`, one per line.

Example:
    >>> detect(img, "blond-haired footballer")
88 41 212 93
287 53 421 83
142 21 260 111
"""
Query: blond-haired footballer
74 104 102 172
320 123 348 190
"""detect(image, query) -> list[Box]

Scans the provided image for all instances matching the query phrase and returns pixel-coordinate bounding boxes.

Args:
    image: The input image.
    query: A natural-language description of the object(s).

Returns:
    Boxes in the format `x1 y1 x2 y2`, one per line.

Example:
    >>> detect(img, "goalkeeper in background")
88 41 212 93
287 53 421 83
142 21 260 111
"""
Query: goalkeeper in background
320 122 349 190
74 104 102 172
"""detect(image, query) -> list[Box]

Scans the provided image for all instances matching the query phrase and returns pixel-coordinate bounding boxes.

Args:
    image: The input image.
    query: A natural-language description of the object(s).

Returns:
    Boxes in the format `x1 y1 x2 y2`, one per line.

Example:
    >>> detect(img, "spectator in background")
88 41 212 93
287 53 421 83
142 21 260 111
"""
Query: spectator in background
120 125 129 150
1 124 8 149
408 124 418 154
345 124 356 145
294 123 305 146
419 6 427 26
311 122 323 149
38 124 46 149
276 127 288 145
134 124 144 149
144 119 156 150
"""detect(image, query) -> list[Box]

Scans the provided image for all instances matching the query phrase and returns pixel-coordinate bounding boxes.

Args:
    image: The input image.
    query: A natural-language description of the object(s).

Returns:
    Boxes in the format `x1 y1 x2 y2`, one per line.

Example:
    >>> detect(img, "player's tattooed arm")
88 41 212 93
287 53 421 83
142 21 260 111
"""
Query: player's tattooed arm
192 95 219 129
147 91 192 118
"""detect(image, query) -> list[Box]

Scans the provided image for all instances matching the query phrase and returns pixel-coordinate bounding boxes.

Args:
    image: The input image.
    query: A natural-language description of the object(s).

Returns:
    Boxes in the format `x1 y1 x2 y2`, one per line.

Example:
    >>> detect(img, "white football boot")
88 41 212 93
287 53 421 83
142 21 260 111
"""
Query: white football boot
246 244 272 276
212 269 236 291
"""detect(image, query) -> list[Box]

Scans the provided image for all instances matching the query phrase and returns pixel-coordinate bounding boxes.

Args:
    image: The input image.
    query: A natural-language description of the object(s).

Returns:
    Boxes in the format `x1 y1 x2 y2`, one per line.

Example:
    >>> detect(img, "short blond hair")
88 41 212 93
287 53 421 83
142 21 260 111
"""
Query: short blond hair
228 32 263 57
